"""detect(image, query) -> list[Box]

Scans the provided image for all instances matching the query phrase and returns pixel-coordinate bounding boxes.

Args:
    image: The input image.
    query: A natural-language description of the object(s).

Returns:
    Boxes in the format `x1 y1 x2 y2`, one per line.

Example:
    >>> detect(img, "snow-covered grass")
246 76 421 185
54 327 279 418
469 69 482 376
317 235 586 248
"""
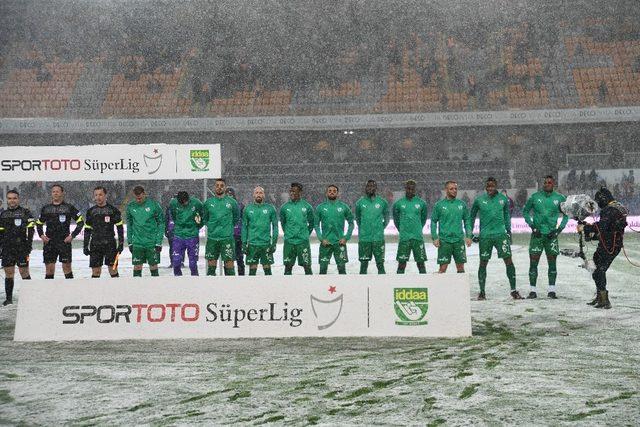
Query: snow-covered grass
0 234 639 424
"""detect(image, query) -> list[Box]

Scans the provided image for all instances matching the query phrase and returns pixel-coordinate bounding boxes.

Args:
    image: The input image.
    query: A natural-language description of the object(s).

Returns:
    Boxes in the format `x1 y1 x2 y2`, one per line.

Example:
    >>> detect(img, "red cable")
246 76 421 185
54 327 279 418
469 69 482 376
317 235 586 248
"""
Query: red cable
592 223 619 255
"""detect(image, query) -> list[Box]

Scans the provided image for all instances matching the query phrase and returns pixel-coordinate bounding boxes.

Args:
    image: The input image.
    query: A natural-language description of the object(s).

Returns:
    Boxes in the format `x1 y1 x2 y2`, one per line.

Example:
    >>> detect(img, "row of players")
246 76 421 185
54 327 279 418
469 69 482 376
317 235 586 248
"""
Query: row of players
0 176 624 309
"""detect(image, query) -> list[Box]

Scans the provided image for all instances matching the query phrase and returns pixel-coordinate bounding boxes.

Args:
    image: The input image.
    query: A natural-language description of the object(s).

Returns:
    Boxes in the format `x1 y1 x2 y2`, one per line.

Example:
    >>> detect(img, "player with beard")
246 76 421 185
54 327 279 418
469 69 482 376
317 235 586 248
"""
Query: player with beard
83 186 124 278
315 185 354 275
126 186 165 277
578 187 628 309
168 191 203 276
280 183 315 275
242 186 278 276
393 180 428 274
202 178 240 276
470 177 521 300
523 176 568 299
36 184 84 279
355 180 389 274
0 190 35 306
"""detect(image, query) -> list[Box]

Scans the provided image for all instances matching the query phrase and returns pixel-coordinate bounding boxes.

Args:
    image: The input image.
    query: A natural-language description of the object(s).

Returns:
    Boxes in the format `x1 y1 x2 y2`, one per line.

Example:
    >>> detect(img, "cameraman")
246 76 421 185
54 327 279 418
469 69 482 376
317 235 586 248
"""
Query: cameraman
578 187 628 309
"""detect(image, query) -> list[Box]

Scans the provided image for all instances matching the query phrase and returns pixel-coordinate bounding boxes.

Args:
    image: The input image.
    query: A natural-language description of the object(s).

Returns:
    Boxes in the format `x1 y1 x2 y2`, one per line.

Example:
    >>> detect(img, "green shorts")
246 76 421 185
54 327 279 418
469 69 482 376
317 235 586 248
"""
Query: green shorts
245 244 275 266
358 241 385 262
319 242 348 265
205 238 235 261
132 246 160 266
396 239 427 262
283 241 312 266
479 234 512 261
437 240 467 265
529 234 560 256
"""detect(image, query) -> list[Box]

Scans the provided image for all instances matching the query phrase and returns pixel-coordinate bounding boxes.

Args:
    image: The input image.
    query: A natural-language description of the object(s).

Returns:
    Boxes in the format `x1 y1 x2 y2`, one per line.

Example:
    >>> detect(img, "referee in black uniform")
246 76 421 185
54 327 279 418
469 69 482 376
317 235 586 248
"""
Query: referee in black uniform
36 184 84 279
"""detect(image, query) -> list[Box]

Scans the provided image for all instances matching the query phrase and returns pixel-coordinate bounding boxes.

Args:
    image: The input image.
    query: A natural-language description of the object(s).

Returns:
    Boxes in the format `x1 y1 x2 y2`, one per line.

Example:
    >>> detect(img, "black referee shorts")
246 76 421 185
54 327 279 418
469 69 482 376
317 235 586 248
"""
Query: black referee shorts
1 247 30 268
89 241 118 268
43 240 72 264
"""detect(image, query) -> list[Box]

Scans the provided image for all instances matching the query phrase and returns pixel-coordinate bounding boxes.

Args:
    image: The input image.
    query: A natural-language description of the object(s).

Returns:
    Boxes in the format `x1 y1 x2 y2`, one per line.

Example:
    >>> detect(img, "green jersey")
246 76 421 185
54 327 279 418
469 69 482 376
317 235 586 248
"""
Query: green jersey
523 190 569 234
355 195 389 242
168 197 203 239
279 199 315 244
202 195 240 241
315 199 354 244
430 198 472 243
126 198 165 248
393 196 428 242
241 202 278 246
470 192 511 238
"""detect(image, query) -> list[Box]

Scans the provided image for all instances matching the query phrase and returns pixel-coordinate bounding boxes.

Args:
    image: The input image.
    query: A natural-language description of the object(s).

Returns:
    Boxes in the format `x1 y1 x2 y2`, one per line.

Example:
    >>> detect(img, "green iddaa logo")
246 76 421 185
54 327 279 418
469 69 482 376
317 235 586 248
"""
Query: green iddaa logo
394 288 429 326
190 149 210 172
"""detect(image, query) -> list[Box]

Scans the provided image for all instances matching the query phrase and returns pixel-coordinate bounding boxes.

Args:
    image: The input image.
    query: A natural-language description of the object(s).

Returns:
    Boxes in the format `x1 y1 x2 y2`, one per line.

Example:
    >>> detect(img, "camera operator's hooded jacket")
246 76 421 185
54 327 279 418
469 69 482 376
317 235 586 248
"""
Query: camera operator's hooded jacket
583 188 628 250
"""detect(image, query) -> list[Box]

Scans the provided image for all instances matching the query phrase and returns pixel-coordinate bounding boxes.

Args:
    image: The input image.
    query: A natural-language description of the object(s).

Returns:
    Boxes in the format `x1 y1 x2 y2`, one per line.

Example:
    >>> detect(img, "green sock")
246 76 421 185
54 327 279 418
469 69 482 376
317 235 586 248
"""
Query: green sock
133 269 142 277
376 263 385 274
529 260 539 286
319 264 328 275
548 258 557 286
249 268 257 276
397 266 405 274
264 267 272 275
304 265 312 275
150 268 159 277
359 261 369 274
478 266 487 292
506 264 516 290
417 263 426 274
337 265 346 275
224 267 235 276
284 265 293 275
207 265 216 276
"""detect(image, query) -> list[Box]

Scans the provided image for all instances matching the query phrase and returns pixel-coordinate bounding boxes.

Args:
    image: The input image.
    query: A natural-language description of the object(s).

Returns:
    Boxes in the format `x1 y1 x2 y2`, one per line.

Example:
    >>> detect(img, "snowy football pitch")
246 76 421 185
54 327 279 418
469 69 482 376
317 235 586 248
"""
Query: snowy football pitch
1 234 639 424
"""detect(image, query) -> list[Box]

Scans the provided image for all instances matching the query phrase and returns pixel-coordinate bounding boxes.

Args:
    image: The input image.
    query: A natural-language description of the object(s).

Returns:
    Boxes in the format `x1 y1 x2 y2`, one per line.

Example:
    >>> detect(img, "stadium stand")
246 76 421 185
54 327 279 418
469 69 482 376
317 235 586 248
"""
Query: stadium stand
1 10 639 119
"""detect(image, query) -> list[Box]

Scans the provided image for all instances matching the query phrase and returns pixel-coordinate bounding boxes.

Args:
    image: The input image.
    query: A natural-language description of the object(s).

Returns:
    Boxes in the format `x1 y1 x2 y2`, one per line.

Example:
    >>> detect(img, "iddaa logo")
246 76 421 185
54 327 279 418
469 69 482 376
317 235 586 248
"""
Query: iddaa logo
394 288 429 326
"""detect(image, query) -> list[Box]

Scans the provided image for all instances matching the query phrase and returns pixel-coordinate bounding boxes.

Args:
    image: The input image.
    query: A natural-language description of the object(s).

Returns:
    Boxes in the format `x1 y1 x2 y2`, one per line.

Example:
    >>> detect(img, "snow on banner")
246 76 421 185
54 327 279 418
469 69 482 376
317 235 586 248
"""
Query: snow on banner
14 274 471 341
0 144 221 181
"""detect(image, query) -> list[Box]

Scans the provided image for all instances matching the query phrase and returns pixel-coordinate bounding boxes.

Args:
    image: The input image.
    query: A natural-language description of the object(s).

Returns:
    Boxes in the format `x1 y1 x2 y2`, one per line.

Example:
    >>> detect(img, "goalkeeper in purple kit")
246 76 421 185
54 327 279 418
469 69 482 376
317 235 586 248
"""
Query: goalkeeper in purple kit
168 191 203 276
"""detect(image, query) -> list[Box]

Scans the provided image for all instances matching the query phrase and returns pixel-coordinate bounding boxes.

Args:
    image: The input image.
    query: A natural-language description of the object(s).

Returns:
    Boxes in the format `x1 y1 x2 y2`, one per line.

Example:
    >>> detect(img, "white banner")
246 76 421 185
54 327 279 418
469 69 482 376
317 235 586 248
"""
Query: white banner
14 274 471 341
0 144 221 181
0 107 638 134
